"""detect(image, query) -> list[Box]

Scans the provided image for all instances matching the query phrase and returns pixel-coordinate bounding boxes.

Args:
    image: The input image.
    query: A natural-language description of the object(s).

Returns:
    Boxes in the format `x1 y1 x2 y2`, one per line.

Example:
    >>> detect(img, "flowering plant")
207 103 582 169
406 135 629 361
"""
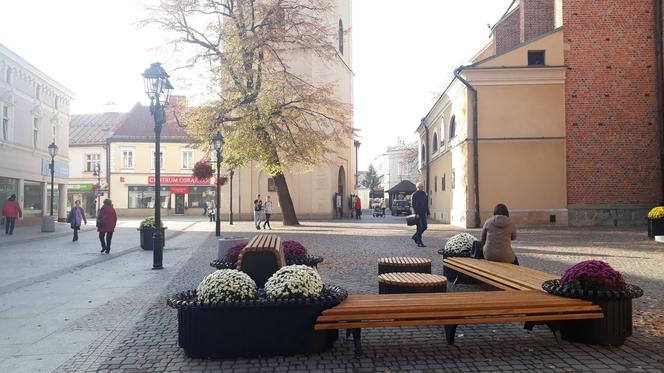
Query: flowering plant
441 233 477 256
559 260 626 292
647 206 664 219
192 161 214 181
196 269 257 302
282 240 308 259
140 216 164 229
225 242 248 262
265 265 323 299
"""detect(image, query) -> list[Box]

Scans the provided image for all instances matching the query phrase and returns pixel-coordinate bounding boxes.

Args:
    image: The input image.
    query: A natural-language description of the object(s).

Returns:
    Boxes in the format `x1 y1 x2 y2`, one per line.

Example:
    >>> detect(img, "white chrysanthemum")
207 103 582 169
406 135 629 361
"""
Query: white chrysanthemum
265 265 323 299
196 269 257 302
443 233 477 256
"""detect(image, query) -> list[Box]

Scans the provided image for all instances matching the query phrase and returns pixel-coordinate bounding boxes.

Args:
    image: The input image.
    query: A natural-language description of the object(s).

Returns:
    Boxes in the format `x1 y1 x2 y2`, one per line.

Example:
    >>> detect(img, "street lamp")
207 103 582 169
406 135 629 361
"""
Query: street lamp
213 131 224 236
47 142 58 216
229 169 234 225
92 163 101 214
142 62 173 270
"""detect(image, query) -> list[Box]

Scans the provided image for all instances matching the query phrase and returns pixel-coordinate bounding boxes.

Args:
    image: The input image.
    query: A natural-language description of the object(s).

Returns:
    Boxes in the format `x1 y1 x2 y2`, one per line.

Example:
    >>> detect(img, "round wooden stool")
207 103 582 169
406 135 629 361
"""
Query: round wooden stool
378 257 432 275
378 272 448 294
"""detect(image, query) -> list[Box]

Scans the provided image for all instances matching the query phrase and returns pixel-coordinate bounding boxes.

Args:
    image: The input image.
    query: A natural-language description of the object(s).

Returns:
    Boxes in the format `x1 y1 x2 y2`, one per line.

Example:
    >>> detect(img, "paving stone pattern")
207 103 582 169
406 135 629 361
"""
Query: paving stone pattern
59 219 664 372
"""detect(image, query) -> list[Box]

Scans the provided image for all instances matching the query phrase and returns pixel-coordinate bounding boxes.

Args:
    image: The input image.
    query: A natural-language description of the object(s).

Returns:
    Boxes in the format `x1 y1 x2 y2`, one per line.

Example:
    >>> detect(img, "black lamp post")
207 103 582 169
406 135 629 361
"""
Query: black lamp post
142 62 173 270
229 169 234 225
92 164 101 214
48 142 58 216
213 132 224 236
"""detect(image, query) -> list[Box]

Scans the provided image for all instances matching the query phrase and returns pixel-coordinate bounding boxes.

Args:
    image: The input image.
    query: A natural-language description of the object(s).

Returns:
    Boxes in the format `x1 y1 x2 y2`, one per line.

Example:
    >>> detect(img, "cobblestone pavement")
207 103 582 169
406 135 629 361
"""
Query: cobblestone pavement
57 217 664 372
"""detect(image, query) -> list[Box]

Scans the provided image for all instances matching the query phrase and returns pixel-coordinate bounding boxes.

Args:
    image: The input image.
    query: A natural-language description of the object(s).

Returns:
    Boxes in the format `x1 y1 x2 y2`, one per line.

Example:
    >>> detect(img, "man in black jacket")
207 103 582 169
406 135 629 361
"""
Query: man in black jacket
411 182 430 247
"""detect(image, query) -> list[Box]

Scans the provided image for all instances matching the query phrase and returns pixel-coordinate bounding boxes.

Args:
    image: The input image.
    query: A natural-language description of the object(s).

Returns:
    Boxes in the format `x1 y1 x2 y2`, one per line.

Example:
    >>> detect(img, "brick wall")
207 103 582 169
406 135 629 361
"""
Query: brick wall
565 1 662 208
521 0 555 42
495 7 521 54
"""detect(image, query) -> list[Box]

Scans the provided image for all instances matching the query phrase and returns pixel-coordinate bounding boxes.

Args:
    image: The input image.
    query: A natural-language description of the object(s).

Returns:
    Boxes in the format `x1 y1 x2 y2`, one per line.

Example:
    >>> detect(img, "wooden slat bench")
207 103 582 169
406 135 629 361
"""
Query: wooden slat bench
237 234 285 287
443 257 559 291
314 290 603 355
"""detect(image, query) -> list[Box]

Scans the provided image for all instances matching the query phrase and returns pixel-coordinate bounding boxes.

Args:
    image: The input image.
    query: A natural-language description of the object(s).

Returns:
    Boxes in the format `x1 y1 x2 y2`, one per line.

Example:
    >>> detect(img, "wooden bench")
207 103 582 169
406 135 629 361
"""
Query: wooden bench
443 257 559 291
314 290 603 355
378 257 432 274
237 234 285 287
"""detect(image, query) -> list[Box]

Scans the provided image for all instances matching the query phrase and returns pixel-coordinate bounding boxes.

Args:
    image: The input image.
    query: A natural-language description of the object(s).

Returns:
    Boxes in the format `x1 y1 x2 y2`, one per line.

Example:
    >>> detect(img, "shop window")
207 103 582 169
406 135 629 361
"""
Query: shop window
23 181 42 213
122 150 134 169
85 154 100 172
188 186 215 208
128 186 170 209
181 149 194 169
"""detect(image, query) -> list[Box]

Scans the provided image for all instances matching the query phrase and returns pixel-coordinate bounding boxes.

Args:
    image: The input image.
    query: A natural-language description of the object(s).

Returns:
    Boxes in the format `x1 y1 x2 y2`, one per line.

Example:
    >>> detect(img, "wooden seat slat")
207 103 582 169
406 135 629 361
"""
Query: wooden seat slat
443 258 559 291
378 273 446 287
443 262 526 291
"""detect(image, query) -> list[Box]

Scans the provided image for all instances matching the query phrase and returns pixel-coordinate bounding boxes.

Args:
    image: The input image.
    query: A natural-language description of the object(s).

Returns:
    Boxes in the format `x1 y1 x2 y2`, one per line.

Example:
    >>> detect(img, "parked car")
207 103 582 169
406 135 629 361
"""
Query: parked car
391 200 411 216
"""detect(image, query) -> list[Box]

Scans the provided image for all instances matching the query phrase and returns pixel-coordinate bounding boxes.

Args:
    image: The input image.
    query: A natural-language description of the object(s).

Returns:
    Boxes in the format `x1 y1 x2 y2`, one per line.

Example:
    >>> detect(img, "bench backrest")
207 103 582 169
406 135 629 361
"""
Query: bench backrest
237 235 285 287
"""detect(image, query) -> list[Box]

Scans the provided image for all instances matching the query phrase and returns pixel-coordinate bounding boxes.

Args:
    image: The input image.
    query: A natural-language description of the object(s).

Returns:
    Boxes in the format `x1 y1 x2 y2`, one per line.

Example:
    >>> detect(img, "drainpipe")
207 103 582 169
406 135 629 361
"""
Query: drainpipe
422 118 430 197
105 139 111 200
655 0 664 202
454 66 481 228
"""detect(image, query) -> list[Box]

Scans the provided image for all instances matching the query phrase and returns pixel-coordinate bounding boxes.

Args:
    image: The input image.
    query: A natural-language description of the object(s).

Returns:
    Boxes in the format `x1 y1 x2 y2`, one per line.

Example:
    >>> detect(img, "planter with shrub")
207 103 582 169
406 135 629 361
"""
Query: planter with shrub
210 240 323 270
437 233 480 284
647 206 664 239
138 217 166 251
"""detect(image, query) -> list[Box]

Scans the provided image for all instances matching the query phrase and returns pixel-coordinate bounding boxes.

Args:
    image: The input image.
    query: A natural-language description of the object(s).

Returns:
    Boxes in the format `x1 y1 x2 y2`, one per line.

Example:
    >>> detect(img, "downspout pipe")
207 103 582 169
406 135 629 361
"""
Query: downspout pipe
654 0 664 202
454 66 481 228
422 118 430 198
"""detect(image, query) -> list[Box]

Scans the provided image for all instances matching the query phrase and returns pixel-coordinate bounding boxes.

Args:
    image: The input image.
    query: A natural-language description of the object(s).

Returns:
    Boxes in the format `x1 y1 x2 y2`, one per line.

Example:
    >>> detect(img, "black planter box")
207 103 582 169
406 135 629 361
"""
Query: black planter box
138 227 167 250
210 255 324 270
647 218 664 239
168 285 347 359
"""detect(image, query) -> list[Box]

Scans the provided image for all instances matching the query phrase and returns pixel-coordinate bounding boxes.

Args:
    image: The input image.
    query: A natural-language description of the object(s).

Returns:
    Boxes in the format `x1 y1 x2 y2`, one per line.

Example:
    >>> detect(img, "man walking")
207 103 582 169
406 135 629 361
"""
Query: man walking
2 194 22 235
253 194 263 230
411 182 430 247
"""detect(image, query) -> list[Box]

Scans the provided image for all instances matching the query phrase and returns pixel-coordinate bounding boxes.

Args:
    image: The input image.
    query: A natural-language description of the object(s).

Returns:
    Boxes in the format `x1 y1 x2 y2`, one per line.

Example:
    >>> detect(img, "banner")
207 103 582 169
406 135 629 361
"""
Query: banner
147 176 211 185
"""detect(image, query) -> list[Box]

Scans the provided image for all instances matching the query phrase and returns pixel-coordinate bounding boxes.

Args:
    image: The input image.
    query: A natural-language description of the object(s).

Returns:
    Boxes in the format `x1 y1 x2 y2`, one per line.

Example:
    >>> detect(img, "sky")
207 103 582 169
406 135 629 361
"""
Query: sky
0 0 512 170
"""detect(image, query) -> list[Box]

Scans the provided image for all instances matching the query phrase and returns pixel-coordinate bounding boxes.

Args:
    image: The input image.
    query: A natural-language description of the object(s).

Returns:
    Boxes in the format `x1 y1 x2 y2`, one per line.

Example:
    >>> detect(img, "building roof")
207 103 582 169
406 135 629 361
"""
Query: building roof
110 103 190 142
69 112 126 146
387 180 417 193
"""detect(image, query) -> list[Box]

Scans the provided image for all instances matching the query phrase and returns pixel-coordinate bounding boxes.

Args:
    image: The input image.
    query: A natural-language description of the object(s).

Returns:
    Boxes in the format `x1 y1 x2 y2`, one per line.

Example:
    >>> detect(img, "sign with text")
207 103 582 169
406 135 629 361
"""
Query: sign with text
41 160 69 179
170 186 190 194
148 176 211 185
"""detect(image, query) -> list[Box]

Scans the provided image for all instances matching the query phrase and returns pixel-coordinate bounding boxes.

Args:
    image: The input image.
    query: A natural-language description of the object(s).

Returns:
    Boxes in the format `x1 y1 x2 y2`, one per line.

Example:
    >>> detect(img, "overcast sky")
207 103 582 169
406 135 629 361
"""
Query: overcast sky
0 0 511 169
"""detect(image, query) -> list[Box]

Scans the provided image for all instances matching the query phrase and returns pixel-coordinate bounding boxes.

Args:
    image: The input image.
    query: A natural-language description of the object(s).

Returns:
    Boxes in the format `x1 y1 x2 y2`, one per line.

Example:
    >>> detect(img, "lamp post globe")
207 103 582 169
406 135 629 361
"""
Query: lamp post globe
142 62 173 270
213 132 224 237
47 142 58 217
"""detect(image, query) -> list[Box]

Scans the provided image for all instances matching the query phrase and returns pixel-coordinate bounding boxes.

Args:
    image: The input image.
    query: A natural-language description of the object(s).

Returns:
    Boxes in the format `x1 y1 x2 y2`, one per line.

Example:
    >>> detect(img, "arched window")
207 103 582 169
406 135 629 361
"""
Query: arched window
338 19 344 55
421 144 426 163
432 133 438 152
449 115 457 139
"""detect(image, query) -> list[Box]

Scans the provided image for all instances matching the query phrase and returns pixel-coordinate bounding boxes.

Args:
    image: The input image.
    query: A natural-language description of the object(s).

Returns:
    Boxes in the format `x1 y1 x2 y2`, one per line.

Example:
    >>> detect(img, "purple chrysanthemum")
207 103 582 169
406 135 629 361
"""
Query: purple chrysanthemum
559 260 626 291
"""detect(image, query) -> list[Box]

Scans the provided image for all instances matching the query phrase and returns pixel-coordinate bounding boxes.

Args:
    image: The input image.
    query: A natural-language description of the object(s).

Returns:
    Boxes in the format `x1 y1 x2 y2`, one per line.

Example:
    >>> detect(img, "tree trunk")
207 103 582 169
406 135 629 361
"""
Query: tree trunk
273 173 299 226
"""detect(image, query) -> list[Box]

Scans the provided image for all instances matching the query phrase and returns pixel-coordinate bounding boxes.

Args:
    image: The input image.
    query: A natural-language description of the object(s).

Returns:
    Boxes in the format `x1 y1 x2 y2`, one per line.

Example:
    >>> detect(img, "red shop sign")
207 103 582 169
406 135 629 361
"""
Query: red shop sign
148 176 211 185
170 186 190 194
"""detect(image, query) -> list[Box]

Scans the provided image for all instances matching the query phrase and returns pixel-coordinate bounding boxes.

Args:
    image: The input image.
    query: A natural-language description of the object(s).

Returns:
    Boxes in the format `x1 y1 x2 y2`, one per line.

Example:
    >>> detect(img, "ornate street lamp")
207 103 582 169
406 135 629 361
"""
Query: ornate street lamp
213 131 224 236
142 62 173 270
47 142 58 216
92 163 101 214
229 169 234 225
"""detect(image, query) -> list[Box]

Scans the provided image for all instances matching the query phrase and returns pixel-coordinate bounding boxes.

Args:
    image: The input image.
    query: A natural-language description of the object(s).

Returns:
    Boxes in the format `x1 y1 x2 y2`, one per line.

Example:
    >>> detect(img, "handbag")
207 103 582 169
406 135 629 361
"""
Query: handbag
470 240 484 259
96 217 104 228
406 214 417 226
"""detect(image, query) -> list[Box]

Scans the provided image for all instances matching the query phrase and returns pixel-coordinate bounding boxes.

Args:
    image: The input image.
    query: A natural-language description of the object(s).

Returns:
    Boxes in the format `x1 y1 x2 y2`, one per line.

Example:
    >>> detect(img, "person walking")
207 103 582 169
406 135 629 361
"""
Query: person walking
97 199 117 254
2 194 22 235
479 203 519 264
253 194 263 230
262 195 273 230
354 196 362 219
411 182 430 247
91 200 97 217
68 200 87 242
202 201 208 216
208 200 216 222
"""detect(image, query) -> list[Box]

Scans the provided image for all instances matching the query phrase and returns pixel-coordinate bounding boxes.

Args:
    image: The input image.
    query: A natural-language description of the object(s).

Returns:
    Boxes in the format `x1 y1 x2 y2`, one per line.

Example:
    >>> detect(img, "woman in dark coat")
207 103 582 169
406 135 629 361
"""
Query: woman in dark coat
68 200 87 242
97 199 118 254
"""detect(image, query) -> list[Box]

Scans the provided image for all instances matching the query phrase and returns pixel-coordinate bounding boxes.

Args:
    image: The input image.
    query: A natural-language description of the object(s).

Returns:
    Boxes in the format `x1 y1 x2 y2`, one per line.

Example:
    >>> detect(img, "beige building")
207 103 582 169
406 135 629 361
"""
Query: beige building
418 17 566 227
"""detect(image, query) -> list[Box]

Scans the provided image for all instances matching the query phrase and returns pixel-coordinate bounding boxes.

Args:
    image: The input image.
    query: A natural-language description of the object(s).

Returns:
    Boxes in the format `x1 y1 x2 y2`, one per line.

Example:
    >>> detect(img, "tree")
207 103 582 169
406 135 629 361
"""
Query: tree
143 0 352 225
361 164 382 197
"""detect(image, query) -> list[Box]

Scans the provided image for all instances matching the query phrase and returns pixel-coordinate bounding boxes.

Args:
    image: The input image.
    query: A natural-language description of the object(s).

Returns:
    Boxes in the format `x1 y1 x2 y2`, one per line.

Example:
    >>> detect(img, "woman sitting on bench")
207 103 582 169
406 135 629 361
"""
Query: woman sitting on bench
479 203 519 265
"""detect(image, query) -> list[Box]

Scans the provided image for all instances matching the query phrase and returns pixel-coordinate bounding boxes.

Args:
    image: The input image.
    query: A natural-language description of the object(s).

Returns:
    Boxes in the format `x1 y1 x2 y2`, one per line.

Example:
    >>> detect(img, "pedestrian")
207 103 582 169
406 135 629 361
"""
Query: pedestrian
97 199 117 254
202 201 208 216
381 200 386 218
336 193 342 218
91 200 97 216
479 203 519 265
253 194 263 230
354 195 362 219
349 195 354 218
208 200 216 222
263 195 273 230
411 182 430 247
68 200 87 242
2 194 22 235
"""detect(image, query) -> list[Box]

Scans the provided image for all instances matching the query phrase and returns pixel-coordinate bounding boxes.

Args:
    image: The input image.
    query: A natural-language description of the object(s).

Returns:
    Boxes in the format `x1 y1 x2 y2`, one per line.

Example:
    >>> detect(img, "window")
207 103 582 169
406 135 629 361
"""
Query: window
24 181 43 213
432 133 438 152
1 104 9 141
36 85 40 99
52 123 58 142
188 186 215 208
128 186 170 209
338 19 344 55
181 149 194 169
528 50 545 66
5 67 12 84
122 150 134 169
54 96 59 110
421 144 426 163
434 176 438 192
32 117 39 149
451 169 456 189
85 154 101 172
151 150 164 170
442 174 446 191
449 115 456 139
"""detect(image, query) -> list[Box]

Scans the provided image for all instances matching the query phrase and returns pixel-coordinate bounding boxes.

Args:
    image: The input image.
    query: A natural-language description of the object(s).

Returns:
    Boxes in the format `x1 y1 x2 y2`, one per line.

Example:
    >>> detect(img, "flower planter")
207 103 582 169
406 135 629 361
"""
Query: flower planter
210 255 324 271
647 218 664 239
542 280 643 346
167 285 347 358
438 250 481 285
138 227 167 250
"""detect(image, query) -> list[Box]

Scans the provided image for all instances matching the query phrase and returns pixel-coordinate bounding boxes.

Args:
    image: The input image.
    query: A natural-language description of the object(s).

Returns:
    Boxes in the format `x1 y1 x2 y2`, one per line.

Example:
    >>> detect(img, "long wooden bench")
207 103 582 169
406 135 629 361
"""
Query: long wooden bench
443 257 559 291
315 290 603 355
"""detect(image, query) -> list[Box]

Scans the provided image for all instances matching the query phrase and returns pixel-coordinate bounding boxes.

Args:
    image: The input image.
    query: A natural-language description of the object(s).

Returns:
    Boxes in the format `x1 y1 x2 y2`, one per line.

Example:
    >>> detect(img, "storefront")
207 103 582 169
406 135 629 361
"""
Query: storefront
0 177 18 204
67 183 95 215
120 176 215 216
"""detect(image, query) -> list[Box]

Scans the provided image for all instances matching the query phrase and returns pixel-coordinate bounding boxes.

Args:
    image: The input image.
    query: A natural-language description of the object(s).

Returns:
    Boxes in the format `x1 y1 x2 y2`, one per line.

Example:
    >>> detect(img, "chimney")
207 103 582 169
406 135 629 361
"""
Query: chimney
520 0 555 42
